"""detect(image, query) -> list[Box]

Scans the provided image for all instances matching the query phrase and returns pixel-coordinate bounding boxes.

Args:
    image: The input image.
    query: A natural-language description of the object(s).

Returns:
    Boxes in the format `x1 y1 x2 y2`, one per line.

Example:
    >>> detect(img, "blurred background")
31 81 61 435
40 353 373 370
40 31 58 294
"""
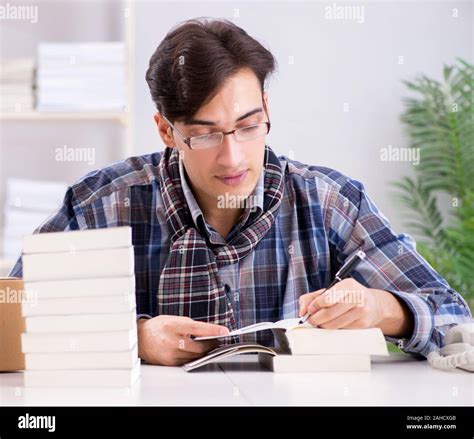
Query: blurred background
0 0 473 308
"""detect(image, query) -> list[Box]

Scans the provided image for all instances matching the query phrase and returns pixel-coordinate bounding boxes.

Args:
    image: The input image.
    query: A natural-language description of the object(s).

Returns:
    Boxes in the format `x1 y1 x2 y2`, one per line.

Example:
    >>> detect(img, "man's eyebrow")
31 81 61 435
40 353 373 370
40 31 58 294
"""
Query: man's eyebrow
184 107 263 126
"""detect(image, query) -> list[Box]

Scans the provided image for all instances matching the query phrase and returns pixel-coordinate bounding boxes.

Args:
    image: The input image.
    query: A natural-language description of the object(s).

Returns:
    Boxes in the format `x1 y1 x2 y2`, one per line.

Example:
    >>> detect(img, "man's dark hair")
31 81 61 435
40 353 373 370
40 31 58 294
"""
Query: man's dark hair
145 18 276 123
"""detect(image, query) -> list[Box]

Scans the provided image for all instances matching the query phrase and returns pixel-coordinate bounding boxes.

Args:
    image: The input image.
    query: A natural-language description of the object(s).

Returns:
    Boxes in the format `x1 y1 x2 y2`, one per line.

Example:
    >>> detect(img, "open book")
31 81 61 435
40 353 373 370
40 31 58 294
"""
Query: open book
185 319 389 372
193 317 306 340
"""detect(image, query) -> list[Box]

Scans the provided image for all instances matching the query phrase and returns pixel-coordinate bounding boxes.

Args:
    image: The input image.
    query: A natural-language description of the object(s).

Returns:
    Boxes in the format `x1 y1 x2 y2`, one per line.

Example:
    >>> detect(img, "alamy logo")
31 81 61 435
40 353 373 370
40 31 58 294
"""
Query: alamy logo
18 413 56 433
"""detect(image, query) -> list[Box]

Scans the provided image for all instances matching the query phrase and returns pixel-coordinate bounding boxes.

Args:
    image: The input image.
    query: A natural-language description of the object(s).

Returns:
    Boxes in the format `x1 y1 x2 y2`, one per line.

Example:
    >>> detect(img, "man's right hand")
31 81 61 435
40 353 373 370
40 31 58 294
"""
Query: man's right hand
137 315 229 366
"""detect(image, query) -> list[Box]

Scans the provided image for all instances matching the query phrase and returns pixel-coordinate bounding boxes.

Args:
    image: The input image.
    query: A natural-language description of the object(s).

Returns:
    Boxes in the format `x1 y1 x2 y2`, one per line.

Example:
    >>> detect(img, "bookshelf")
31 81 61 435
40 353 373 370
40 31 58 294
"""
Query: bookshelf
0 0 135 276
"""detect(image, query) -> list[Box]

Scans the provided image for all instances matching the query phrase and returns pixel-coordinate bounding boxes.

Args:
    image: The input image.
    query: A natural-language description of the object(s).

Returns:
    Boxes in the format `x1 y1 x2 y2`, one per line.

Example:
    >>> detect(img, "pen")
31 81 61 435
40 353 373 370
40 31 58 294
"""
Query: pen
299 250 366 324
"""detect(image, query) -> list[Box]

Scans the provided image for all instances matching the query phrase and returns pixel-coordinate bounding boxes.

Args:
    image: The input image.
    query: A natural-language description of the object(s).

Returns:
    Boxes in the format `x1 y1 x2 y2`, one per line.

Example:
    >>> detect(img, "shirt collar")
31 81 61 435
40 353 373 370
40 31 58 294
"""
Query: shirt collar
178 154 265 243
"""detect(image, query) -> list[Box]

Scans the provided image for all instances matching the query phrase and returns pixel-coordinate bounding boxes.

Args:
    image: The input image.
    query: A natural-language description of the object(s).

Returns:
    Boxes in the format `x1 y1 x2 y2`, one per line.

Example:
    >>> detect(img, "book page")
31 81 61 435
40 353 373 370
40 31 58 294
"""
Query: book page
182 343 277 372
273 317 311 330
193 317 307 341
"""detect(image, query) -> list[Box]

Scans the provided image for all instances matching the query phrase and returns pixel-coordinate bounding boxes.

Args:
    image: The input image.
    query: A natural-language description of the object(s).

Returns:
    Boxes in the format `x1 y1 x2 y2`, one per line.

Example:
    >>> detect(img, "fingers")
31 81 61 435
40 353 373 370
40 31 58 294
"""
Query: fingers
140 316 224 366
298 289 326 317
176 318 230 338
174 336 219 354
307 301 356 327
307 280 362 313
311 306 360 329
174 351 205 365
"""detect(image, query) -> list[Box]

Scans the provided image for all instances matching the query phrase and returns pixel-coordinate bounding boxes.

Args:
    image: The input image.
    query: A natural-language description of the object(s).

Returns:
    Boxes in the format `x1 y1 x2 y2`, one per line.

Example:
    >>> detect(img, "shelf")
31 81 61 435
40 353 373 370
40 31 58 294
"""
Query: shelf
0 111 129 125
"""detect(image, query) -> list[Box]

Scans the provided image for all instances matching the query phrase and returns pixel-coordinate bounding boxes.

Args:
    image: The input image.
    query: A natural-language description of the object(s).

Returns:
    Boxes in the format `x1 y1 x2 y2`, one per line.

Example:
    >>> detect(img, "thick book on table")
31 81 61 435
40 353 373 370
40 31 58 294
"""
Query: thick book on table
25 344 138 370
24 276 135 299
22 226 132 254
21 293 136 317
193 318 388 356
24 358 141 387
258 353 371 372
21 328 137 353
183 342 374 372
25 312 137 333
185 318 388 372
22 247 134 282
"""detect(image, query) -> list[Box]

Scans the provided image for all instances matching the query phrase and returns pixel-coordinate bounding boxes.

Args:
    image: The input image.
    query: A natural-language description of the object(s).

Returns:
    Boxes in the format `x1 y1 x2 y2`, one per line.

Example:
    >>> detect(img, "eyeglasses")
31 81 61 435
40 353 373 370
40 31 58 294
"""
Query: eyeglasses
162 106 271 150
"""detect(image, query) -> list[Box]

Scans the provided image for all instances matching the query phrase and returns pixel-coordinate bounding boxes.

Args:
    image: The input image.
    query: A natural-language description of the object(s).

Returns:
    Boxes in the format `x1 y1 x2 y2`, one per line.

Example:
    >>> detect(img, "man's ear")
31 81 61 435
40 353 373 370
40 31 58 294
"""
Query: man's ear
154 112 176 148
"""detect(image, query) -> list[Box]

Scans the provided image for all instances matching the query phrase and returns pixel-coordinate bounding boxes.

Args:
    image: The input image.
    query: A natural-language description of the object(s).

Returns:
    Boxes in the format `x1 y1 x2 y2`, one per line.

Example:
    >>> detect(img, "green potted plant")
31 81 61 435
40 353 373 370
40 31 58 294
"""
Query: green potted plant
393 59 474 311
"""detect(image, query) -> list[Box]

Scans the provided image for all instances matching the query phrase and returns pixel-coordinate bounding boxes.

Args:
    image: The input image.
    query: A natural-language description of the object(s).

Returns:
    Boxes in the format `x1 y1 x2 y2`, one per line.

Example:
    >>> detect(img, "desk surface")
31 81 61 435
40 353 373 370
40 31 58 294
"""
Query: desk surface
1 354 472 406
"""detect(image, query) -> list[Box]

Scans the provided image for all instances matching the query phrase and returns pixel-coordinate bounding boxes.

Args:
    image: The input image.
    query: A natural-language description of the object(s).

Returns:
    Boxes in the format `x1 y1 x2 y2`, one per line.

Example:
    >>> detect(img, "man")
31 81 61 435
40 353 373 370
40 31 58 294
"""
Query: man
9 18 472 366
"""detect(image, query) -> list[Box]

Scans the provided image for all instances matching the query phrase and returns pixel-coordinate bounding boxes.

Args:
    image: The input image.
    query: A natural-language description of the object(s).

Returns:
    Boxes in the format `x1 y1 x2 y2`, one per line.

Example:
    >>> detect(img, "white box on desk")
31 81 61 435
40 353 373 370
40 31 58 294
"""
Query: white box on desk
22 246 134 282
24 275 134 299
22 328 137 353
22 293 136 317
25 312 137 333
25 344 138 370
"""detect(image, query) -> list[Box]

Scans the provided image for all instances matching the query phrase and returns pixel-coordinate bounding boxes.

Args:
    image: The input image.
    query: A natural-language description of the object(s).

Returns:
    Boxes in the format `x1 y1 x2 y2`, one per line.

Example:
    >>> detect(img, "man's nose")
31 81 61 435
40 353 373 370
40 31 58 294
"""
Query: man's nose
215 133 245 169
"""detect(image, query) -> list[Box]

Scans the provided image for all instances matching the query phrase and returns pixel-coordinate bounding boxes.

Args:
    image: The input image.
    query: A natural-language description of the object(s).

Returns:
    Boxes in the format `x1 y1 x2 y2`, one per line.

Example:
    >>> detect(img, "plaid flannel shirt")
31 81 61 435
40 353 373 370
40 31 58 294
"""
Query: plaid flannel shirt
9 149 472 357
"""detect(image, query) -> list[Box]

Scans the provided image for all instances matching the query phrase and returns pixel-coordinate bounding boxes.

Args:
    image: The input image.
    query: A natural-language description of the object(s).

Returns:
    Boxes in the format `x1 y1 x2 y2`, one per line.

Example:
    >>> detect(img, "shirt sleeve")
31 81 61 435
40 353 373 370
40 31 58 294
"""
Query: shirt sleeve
327 176 472 358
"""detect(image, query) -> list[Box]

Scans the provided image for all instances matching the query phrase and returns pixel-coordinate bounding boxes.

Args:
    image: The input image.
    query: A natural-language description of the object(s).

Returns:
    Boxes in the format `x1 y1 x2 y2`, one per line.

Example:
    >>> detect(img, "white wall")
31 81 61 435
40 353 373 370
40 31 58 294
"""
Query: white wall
133 0 473 233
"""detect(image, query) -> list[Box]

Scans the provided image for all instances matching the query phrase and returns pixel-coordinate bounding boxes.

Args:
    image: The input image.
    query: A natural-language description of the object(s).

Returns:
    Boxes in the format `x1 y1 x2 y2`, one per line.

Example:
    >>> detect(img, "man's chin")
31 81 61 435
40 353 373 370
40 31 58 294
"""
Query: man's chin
213 182 256 208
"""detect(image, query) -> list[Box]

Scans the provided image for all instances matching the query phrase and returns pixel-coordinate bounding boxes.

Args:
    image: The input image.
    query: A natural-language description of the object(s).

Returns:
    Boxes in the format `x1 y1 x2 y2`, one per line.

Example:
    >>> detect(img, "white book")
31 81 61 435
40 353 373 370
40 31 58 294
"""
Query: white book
183 343 277 372
22 294 136 317
24 359 141 387
36 102 126 112
37 100 126 109
0 57 35 71
0 84 33 94
193 318 306 340
258 353 371 372
23 226 132 254
283 327 388 356
38 42 126 64
22 246 134 282
194 317 388 356
24 276 134 299
21 329 137 353
37 77 125 90
0 106 34 113
0 98 34 108
37 66 126 79
25 312 137 333
37 90 126 100
183 343 377 373
0 95 33 102
25 344 138 370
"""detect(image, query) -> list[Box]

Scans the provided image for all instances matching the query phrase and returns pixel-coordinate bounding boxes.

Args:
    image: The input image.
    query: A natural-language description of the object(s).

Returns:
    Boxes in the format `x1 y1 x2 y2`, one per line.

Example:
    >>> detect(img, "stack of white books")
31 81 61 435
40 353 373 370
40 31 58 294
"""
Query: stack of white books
0 58 35 112
2 178 68 260
37 42 127 112
184 318 389 372
21 226 140 387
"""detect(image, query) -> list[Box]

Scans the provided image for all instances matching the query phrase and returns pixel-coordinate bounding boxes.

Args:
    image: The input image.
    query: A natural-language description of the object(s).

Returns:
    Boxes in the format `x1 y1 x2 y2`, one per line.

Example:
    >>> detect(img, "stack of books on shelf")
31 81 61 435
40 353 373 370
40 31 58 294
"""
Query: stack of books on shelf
2 178 67 261
21 226 140 387
37 42 127 112
184 318 389 372
0 58 35 112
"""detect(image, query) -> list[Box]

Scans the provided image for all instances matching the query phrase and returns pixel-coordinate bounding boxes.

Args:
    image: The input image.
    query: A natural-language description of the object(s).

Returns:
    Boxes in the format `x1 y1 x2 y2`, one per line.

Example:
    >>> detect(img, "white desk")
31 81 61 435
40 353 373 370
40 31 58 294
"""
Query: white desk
1 354 472 406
